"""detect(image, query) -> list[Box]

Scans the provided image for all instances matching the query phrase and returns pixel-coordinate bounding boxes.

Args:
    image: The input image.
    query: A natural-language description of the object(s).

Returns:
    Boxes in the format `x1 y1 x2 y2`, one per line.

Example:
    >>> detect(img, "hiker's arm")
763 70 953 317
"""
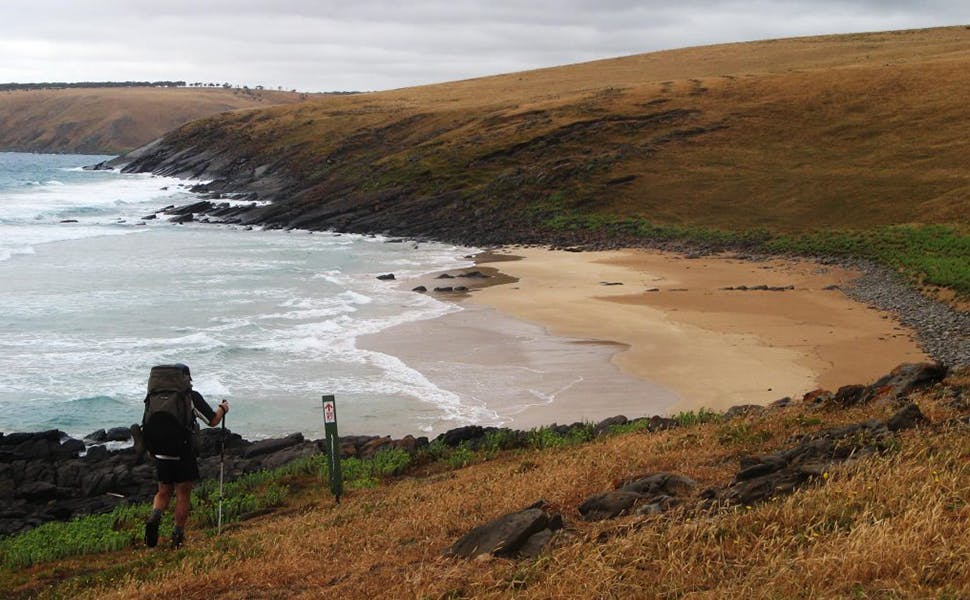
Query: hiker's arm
209 400 230 427
191 390 226 427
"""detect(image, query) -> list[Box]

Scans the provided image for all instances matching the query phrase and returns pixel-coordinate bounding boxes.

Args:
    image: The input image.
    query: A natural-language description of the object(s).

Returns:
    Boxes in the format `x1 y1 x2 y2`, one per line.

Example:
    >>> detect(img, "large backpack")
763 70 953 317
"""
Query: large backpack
141 365 197 457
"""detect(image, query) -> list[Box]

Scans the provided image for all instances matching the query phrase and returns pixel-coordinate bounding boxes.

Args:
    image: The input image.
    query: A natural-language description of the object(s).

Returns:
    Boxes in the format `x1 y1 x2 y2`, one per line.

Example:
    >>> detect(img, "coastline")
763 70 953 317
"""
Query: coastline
365 246 933 421
358 302 678 431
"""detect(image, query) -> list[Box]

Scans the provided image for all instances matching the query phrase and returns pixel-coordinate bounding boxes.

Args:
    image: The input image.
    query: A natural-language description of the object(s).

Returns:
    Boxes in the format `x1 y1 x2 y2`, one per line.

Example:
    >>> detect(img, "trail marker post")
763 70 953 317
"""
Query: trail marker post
322 394 343 503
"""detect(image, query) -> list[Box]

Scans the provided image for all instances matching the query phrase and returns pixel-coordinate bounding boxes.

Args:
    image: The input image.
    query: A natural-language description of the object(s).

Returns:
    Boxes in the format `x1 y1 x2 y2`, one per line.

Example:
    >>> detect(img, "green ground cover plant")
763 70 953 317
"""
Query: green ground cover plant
673 408 722 427
542 211 970 297
0 448 411 570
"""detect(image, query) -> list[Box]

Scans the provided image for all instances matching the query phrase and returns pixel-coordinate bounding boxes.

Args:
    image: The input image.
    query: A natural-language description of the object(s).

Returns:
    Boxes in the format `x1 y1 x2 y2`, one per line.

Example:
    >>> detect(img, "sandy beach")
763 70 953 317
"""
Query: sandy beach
472 248 930 412
363 247 931 427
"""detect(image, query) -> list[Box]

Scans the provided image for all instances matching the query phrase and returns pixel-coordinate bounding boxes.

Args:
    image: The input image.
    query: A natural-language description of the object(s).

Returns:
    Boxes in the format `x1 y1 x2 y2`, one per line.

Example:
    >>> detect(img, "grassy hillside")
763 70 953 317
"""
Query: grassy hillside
133 26 970 232
122 27 970 296
2 366 967 598
0 87 307 154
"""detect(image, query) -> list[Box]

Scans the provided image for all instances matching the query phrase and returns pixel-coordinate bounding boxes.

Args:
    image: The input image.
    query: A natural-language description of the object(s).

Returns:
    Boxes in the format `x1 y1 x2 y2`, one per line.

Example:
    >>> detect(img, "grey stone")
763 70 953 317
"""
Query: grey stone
886 403 929 431
444 508 549 558
578 491 642 521
104 427 131 442
517 529 554 558
242 433 304 458
723 404 766 420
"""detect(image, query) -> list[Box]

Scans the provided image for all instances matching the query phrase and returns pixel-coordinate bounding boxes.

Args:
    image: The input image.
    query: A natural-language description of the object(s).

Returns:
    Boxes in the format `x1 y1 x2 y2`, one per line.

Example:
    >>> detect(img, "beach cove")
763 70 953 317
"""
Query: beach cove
363 246 932 428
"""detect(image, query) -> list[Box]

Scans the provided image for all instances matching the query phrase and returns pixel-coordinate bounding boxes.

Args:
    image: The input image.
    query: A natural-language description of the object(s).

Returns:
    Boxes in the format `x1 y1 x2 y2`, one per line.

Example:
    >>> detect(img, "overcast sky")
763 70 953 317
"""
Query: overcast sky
1 1 968 92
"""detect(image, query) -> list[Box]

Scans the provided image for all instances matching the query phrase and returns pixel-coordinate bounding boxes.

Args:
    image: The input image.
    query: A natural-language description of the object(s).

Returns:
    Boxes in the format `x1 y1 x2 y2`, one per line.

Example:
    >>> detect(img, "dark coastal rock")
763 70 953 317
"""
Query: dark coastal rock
61 438 85 456
579 491 644 521
104 427 132 442
84 429 108 443
242 432 304 459
436 273 454 279
1 430 62 446
802 389 834 407
412 285 427 293
84 445 109 462
196 427 248 457
256 441 321 471
831 384 868 408
886 402 929 431
769 397 794 409
439 425 487 447
580 472 697 521
1 425 348 536
868 363 948 404
164 200 213 216
433 286 454 292
517 528 554 558
711 418 899 507
722 405 766 420
618 473 698 497
376 273 396 280
642 415 679 431
444 504 560 559
16 481 60 502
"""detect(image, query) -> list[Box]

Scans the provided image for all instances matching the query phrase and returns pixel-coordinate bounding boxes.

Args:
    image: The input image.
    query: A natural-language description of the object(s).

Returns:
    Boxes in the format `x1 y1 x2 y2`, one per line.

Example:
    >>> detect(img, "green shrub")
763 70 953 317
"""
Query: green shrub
481 428 520 453
422 439 450 461
607 420 652 435
0 508 138 569
446 444 475 469
370 448 412 477
527 424 595 449
340 457 378 489
673 408 721 427
541 211 970 297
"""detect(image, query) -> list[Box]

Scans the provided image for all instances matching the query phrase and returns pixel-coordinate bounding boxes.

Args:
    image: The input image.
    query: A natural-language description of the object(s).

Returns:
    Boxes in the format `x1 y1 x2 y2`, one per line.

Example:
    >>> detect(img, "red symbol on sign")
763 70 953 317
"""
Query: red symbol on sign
324 402 336 423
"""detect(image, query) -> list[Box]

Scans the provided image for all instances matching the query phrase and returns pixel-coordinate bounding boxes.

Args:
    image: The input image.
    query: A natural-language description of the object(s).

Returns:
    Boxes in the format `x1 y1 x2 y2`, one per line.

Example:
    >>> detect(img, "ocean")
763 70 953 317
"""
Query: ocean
0 152 499 440
1 152 680 442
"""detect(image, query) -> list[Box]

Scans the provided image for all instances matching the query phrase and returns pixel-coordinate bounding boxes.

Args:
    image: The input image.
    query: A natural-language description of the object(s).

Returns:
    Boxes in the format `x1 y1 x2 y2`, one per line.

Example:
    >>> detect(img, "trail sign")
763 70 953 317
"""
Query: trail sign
322 395 343 503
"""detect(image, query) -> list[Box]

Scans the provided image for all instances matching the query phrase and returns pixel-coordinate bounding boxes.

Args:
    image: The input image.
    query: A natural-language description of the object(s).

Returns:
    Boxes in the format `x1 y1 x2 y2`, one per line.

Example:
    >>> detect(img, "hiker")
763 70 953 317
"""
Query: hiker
141 363 229 549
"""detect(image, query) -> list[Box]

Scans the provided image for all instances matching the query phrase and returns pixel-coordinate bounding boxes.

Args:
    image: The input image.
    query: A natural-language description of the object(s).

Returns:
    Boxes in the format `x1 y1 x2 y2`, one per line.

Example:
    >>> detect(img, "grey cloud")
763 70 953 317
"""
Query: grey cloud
1 1 968 91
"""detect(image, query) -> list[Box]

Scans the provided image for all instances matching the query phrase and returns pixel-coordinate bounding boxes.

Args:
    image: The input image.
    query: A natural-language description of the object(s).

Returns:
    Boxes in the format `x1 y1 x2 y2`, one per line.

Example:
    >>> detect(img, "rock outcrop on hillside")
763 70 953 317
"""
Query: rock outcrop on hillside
442 362 967 559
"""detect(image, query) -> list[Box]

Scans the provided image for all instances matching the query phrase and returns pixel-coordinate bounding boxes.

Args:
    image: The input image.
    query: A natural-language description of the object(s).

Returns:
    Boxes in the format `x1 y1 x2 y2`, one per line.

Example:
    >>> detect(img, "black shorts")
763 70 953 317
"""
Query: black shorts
154 455 200 484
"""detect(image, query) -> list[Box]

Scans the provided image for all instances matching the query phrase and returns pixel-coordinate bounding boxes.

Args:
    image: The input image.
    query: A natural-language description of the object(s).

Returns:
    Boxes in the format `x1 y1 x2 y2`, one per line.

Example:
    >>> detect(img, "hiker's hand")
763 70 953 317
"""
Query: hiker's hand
219 400 230 415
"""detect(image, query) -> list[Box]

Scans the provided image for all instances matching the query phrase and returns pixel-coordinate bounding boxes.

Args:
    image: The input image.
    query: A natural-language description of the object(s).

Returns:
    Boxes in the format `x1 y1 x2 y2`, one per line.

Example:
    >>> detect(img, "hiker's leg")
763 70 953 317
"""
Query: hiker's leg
173 482 193 528
153 482 174 511
145 481 173 547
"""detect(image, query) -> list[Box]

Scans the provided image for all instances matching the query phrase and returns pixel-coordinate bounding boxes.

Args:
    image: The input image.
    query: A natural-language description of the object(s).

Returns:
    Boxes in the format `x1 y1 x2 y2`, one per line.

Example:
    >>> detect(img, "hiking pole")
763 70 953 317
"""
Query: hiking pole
217 413 226 535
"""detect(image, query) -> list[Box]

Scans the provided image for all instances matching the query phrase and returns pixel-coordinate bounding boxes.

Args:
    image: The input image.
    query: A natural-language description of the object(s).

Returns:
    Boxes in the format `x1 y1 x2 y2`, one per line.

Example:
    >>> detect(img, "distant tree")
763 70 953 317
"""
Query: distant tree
0 80 187 91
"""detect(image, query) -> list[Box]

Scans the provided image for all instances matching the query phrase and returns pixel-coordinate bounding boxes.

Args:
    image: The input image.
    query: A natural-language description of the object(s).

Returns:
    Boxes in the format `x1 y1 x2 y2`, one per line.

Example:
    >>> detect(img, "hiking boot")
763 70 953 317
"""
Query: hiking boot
171 527 185 549
144 519 159 548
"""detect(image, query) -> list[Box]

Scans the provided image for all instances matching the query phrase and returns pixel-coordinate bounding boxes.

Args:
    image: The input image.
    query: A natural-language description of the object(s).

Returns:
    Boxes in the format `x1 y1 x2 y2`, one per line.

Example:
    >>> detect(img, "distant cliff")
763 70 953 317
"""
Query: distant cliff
0 87 307 154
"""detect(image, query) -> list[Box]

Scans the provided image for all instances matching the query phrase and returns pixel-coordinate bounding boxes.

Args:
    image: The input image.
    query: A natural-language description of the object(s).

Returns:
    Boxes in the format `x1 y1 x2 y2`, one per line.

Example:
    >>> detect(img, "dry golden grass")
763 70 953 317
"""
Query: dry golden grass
155 25 970 233
15 369 961 600
0 87 306 154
